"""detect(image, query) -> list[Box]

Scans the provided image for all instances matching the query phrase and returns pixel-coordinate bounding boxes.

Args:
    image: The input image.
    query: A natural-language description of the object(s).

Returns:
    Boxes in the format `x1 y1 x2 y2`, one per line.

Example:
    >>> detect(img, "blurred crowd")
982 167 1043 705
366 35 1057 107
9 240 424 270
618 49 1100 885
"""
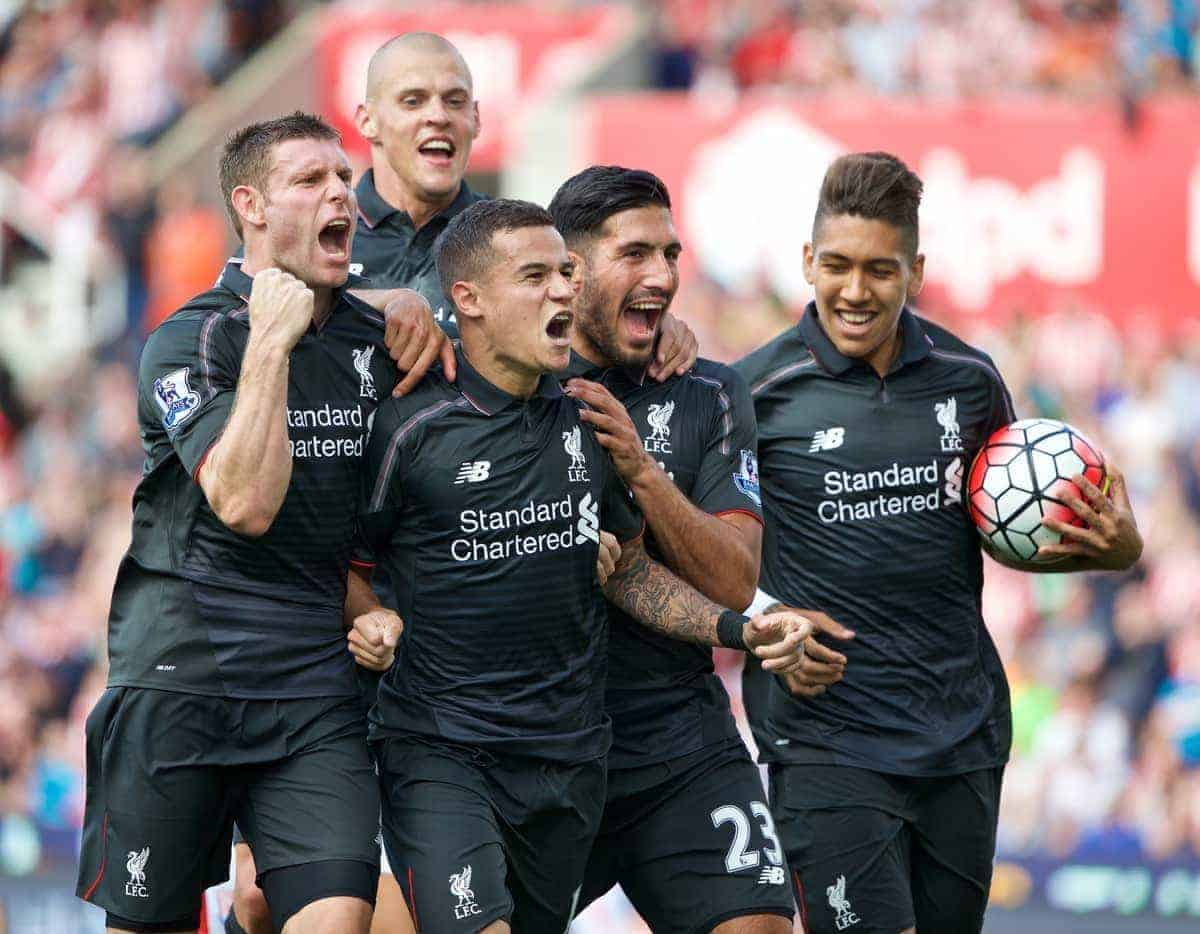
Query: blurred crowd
649 0 1199 100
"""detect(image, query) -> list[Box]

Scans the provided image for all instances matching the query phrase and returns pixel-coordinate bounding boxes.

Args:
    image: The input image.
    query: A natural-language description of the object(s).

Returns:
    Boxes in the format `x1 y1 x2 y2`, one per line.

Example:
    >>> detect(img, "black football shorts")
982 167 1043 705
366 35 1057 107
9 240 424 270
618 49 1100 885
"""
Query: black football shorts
76 687 380 927
769 762 1003 934
580 739 794 933
375 734 605 934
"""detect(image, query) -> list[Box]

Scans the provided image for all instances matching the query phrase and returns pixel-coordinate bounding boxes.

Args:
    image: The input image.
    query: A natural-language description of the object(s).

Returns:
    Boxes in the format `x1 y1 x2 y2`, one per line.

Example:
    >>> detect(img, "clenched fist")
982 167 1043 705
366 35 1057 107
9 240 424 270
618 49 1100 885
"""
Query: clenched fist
347 609 402 672
248 268 315 352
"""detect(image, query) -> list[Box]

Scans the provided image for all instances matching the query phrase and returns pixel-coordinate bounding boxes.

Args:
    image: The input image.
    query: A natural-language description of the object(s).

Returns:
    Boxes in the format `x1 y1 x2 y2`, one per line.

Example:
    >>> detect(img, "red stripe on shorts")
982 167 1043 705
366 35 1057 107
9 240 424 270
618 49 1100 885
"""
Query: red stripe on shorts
82 812 109 901
793 869 810 932
407 866 420 932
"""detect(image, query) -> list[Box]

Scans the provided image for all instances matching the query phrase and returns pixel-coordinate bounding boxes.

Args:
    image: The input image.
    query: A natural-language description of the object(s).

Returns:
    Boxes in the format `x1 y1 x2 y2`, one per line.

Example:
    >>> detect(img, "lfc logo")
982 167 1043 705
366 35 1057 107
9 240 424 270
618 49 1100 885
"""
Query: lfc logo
125 846 150 898
643 401 675 454
449 865 481 920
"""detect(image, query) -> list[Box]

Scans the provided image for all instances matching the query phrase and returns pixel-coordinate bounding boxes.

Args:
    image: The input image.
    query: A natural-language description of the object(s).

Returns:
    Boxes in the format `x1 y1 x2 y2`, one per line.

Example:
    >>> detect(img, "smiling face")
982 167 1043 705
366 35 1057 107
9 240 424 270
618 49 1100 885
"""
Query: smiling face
454 224 578 389
572 205 681 369
358 43 479 212
804 213 924 376
238 136 356 290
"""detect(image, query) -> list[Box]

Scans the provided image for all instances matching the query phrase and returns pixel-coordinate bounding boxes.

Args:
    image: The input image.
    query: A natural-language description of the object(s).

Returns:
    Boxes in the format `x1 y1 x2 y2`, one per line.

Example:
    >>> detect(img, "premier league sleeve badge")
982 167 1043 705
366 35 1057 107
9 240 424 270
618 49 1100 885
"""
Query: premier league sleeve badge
153 367 202 431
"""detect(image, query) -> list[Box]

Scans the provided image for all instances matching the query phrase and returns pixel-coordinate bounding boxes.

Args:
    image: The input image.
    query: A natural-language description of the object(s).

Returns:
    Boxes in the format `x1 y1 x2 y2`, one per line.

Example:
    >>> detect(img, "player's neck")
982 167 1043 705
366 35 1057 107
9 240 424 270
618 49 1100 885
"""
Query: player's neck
373 163 460 231
863 331 903 378
460 339 540 400
570 333 612 370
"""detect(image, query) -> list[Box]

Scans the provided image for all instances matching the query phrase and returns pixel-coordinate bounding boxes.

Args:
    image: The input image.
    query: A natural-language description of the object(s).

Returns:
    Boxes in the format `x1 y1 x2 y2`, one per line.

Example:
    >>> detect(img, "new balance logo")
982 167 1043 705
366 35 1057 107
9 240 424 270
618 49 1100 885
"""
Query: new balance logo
455 461 491 484
758 866 786 886
810 427 845 452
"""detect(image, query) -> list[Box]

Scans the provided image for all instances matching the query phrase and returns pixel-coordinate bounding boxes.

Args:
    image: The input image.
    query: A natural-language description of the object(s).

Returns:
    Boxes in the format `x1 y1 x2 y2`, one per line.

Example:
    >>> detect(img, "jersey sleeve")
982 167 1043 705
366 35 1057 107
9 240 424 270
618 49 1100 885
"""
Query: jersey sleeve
691 369 763 522
600 461 644 544
137 312 242 479
982 360 1017 437
357 401 408 554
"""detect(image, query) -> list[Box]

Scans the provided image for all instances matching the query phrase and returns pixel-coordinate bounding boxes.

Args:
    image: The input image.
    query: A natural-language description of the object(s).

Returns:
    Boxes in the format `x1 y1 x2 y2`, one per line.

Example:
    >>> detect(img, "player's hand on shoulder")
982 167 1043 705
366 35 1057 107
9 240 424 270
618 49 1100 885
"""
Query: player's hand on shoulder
1037 463 1143 571
347 609 403 671
566 378 656 486
649 312 698 381
247 268 314 351
384 290 455 397
766 607 855 698
595 530 621 586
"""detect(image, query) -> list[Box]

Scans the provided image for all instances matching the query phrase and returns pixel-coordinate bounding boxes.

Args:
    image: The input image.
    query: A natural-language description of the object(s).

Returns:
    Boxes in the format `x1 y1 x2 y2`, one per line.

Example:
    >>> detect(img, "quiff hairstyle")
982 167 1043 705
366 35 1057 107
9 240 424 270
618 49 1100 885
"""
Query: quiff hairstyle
219 111 341 240
548 165 672 249
813 152 923 258
435 199 556 301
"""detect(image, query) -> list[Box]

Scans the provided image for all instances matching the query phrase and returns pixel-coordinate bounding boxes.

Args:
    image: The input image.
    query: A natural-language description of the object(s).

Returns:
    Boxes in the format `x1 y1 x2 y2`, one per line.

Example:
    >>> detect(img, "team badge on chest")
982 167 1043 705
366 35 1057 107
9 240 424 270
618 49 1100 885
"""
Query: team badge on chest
353 346 377 400
643 400 675 454
564 426 590 482
935 397 962 452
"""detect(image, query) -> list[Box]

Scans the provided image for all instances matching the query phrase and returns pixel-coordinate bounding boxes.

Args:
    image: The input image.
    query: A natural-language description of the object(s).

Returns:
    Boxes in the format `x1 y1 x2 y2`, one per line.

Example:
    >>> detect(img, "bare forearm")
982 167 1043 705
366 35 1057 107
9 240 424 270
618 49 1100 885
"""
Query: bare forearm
344 565 382 628
350 288 411 313
628 466 757 609
603 546 730 647
200 338 293 535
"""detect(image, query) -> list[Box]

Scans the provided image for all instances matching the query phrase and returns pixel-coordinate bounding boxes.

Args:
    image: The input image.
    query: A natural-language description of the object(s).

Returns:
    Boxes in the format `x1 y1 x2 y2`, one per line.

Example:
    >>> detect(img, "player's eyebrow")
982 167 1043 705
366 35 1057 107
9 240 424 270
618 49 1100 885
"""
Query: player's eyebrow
514 261 553 276
818 250 899 268
618 239 683 255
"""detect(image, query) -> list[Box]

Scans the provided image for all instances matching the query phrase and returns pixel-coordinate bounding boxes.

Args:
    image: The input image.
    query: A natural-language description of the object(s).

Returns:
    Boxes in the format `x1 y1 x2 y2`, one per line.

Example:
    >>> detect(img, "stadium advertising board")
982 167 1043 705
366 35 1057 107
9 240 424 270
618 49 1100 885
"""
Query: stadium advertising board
316 3 632 171
580 95 1200 334
989 858 1200 925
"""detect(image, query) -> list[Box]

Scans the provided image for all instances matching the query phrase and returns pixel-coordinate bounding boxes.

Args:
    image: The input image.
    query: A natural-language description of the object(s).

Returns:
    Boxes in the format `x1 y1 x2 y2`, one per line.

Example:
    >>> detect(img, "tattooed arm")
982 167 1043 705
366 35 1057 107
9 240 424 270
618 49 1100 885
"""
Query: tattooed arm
602 537 810 671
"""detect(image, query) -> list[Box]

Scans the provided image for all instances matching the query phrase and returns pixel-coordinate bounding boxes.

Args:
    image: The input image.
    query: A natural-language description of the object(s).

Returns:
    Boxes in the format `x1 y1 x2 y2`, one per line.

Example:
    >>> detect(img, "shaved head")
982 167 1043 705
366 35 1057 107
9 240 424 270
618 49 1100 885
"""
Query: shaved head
365 32 473 101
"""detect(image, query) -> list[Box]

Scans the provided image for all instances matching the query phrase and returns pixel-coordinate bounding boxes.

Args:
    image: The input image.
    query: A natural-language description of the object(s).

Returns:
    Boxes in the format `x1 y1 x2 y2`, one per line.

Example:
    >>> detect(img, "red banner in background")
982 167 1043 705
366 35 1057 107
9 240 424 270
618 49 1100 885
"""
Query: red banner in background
580 94 1200 334
315 3 631 172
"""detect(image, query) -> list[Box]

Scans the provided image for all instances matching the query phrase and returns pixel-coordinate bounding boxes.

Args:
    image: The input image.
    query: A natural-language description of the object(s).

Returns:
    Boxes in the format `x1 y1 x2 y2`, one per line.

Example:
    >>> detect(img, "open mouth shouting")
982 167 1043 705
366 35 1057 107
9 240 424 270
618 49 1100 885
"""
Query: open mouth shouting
621 296 667 344
418 136 456 167
545 309 574 346
318 216 352 263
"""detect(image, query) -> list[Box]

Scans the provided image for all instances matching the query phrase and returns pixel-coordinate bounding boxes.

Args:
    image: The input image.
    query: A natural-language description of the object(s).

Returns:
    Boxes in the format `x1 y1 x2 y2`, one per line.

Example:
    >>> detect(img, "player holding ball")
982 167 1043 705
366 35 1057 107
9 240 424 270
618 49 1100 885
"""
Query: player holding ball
735 151 1142 934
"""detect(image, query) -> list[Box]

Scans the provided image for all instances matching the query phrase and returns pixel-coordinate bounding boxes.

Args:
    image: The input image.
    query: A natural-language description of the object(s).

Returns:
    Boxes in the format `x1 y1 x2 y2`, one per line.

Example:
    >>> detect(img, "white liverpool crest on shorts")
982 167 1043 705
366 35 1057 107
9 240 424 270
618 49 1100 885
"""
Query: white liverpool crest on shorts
564 426 589 482
935 397 962 452
643 401 675 454
449 864 481 920
354 346 377 400
125 846 150 898
827 874 860 930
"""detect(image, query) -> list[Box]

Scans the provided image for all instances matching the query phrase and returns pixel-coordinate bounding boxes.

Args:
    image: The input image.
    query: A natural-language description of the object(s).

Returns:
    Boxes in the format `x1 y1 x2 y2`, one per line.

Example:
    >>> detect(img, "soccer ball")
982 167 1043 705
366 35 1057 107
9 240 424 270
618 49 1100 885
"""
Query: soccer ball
966 418 1108 564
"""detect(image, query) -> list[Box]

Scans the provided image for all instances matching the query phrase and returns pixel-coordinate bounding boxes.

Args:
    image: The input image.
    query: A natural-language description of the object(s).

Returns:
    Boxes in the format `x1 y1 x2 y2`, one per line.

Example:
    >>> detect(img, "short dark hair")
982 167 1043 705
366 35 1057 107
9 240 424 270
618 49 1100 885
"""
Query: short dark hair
219 111 341 239
548 165 671 248
813 152 923 258
435 198 556 299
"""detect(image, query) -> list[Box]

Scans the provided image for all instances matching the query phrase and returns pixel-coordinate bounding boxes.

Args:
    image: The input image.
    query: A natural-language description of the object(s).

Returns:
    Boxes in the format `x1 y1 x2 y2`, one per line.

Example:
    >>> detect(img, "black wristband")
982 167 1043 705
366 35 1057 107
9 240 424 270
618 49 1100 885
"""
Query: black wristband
717 610 750 651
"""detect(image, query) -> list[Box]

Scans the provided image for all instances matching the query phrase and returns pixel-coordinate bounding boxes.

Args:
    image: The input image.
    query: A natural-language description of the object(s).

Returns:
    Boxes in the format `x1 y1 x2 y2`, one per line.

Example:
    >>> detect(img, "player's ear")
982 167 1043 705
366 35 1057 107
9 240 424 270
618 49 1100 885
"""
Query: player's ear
907 252 926 299
231 185 265 232
566 250 585 294
802 242 816 285
451 281 482 321
471 101 481 140
355 103 379 144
